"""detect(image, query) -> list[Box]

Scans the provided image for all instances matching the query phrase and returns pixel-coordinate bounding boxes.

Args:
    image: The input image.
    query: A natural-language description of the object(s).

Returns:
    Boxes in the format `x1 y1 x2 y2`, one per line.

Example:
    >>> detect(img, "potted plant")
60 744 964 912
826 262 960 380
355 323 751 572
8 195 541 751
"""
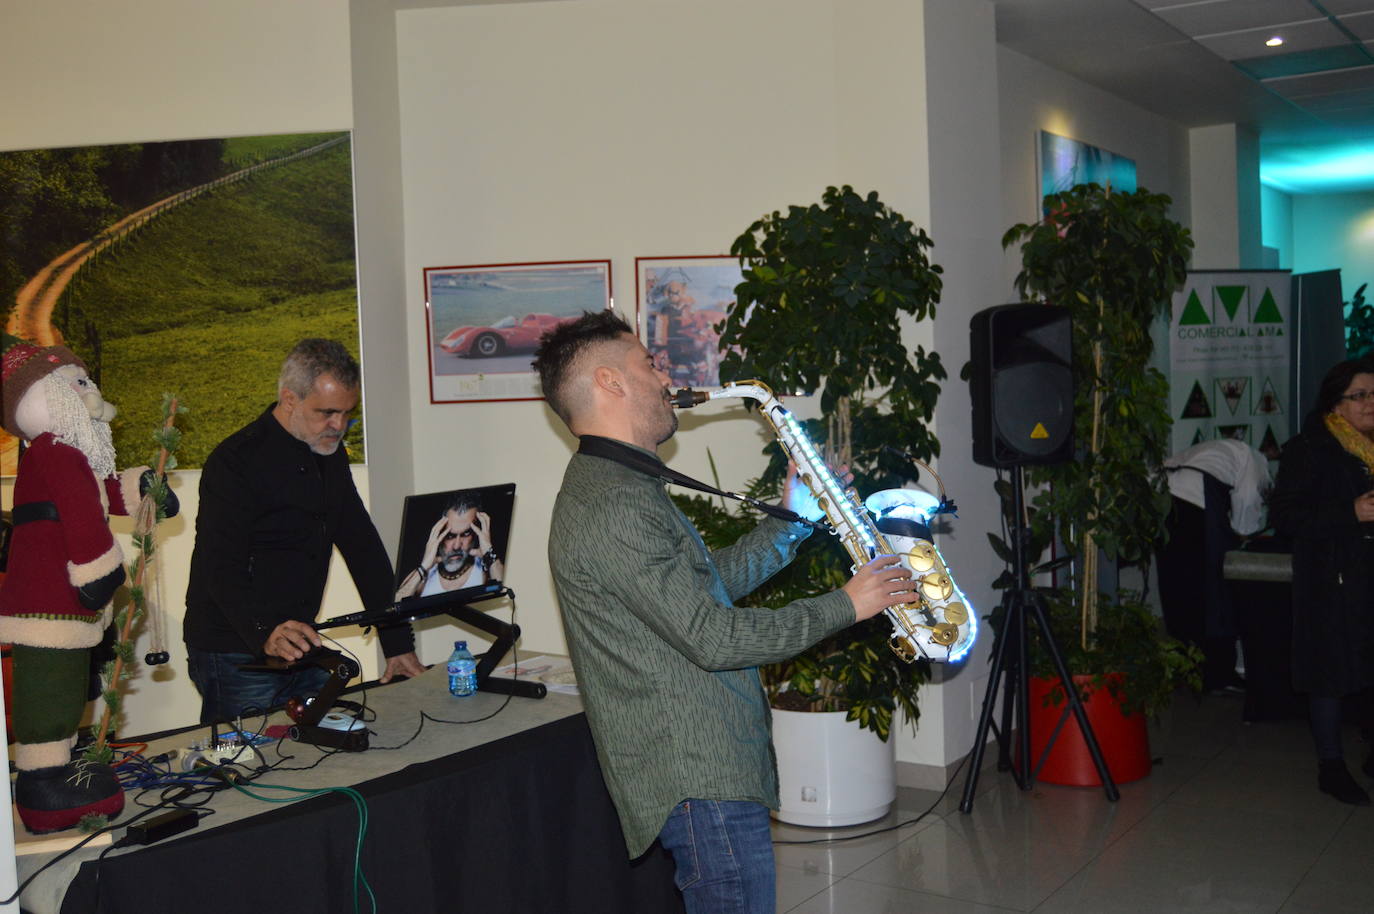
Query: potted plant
1344 281 1372 358
996 182 1200 784
675 185 948 824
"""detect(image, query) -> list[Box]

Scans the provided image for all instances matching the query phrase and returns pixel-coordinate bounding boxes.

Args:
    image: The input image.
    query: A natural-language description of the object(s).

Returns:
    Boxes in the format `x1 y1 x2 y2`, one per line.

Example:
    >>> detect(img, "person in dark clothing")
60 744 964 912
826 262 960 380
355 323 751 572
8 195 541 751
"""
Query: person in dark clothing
1270 357 1374 805
183 339 424 723
1157 438 1271 693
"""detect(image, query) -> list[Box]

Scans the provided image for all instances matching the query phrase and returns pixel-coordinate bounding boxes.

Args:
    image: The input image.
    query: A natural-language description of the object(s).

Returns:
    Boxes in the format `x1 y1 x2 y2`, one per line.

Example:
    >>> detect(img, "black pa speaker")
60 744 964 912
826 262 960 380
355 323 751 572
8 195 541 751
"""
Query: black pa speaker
969 304 1073 468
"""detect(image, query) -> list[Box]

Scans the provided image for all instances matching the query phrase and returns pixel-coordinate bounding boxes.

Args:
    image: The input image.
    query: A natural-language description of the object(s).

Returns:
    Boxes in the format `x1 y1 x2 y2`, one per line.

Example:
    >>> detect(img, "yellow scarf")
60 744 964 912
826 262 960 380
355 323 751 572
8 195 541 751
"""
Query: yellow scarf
1324 412 1374 476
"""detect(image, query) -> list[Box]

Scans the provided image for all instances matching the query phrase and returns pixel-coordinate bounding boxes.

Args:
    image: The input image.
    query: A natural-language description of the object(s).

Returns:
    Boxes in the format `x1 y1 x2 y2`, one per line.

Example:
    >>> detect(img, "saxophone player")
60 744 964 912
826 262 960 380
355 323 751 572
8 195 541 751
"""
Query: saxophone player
532 310 914 914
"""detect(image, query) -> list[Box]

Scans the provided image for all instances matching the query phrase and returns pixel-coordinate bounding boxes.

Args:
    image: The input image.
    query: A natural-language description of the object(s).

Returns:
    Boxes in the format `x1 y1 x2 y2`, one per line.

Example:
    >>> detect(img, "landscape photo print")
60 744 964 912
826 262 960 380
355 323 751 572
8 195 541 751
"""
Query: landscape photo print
0 131 365 474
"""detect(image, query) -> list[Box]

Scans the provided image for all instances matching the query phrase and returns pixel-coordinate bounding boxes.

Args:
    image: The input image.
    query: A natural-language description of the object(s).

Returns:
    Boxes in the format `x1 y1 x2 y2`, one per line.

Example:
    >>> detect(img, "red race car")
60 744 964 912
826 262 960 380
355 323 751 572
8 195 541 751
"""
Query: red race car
438 313 574 358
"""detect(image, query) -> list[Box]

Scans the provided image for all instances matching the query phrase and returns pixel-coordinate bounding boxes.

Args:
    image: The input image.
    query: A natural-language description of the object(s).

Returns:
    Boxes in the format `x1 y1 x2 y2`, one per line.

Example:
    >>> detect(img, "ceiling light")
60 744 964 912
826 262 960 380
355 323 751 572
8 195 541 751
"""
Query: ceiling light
1265 36 1284 47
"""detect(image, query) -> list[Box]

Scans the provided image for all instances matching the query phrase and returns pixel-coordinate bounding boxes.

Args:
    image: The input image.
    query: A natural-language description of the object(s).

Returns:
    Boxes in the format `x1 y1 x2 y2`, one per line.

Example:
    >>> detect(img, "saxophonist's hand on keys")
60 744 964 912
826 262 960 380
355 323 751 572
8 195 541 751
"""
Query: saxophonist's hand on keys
843 555 916 622
782 460 851 523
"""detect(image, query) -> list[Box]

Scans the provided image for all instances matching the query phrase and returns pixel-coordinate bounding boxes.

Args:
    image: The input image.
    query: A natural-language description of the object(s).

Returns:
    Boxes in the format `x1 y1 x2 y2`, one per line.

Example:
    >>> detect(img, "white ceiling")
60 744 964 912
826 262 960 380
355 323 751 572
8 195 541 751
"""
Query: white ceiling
992 0 1374 194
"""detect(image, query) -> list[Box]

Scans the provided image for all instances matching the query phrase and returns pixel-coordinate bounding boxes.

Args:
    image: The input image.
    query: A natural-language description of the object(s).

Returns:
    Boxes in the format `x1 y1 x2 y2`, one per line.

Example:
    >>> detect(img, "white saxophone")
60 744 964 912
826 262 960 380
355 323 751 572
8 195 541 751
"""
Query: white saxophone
672 380 977 664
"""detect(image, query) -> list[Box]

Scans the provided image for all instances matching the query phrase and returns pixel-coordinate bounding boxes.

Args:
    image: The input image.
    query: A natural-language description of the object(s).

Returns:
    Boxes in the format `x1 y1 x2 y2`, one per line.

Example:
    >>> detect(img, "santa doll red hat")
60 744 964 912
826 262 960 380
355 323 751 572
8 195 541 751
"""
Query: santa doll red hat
1 333 176 833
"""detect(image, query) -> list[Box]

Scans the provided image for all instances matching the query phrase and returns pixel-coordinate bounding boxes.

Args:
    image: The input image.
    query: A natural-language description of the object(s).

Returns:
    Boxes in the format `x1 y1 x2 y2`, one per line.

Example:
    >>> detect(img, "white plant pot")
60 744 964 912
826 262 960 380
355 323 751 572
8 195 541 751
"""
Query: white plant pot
771 707 896 827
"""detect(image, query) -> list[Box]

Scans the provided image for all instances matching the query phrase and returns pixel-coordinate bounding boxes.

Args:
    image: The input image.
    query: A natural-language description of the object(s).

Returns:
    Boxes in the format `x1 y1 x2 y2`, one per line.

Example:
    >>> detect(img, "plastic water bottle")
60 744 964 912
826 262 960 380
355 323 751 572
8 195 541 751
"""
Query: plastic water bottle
447 641 477 697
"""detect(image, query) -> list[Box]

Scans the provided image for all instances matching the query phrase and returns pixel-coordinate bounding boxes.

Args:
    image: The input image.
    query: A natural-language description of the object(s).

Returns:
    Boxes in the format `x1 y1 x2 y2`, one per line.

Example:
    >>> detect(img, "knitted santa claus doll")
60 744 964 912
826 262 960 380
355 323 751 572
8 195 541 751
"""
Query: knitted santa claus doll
1 336 177 833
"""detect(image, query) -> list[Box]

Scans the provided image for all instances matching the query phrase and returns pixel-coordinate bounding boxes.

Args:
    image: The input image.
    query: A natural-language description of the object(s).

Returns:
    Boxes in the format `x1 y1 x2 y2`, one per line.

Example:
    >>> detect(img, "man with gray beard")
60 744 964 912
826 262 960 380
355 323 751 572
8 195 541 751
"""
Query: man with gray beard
183 339 424 724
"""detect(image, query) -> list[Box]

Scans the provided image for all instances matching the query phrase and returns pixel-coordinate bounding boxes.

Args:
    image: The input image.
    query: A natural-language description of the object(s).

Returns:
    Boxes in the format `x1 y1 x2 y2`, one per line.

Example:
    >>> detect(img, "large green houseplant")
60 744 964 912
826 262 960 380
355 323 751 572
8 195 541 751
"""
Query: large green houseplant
673 185 946 741
998 183 1200 717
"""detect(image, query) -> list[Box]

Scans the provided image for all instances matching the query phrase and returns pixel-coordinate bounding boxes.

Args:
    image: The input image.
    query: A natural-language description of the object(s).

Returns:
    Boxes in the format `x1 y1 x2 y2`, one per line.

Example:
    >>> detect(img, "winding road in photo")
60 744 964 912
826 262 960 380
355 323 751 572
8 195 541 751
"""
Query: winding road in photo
2 137 347 473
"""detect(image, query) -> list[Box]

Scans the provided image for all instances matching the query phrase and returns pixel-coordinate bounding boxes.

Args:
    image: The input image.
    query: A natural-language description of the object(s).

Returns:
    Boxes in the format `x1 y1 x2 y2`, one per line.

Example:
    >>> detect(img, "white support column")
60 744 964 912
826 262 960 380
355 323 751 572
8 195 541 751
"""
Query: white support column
1190 123 1263 269
910 0 1005 786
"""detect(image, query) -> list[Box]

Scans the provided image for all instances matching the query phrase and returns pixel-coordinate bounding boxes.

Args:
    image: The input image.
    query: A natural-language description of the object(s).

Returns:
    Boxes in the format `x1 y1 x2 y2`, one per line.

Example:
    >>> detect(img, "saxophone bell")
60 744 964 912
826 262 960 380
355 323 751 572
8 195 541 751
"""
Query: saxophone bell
670 388 710 409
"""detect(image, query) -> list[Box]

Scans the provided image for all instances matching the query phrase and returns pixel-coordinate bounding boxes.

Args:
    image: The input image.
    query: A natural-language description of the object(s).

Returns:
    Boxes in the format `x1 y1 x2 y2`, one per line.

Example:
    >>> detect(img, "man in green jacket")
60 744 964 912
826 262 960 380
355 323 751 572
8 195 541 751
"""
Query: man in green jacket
533 311 914 913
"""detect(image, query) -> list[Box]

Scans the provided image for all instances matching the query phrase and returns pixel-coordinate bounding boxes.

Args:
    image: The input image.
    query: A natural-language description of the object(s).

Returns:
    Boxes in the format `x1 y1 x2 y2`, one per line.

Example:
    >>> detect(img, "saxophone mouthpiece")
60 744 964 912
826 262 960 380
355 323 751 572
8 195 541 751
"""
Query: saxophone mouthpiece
670 388 709 409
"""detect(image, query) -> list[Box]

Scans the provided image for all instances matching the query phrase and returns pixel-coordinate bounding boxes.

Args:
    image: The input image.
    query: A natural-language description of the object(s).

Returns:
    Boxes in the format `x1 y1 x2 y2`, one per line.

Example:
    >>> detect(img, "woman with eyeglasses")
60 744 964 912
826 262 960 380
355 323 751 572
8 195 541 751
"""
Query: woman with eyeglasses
1271 357 1374 805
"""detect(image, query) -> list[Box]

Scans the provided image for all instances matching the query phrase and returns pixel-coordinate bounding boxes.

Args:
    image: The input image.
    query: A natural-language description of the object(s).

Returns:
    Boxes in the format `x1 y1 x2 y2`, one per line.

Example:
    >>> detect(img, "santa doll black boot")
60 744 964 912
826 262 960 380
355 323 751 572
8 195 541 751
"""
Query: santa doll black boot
14 760 125 834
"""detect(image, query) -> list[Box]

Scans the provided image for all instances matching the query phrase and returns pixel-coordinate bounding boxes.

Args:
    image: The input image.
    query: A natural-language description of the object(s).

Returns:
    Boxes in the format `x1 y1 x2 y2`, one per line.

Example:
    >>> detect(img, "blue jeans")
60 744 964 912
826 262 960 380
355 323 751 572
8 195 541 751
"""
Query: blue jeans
657 800 775 914
186 647 330 724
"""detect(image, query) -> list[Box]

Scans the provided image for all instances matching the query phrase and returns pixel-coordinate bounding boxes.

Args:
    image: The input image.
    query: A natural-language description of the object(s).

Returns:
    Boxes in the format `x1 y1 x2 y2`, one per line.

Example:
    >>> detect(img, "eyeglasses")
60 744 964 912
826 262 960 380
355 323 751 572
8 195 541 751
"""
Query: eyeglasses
1341 390 1374 403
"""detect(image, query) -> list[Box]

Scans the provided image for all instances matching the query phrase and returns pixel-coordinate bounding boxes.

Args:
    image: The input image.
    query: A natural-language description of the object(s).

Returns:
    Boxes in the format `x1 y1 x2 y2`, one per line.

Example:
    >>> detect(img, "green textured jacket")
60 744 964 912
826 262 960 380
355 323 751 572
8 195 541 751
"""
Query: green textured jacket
549 441 855 857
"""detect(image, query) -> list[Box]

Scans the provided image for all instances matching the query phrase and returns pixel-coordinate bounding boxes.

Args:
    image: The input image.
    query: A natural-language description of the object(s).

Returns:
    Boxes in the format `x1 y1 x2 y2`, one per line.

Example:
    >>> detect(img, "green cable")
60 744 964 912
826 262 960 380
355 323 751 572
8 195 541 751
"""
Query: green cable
227 781 374 913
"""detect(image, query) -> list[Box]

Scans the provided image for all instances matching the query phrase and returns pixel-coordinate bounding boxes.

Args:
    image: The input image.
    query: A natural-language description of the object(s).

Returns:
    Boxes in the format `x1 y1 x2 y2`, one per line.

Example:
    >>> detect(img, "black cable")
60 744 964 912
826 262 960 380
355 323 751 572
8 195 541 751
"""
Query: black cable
10 599 534 907
240 635 368 774
318 633 378 725
372 598 524 748
432 599 521 723
265 739 346 773
366 712 430 752
1 783 199 906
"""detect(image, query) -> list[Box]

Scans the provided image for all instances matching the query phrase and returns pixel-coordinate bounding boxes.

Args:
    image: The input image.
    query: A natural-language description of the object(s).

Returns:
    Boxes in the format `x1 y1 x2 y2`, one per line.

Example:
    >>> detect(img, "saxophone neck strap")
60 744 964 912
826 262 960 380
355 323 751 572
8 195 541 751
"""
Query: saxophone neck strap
576 435 822 529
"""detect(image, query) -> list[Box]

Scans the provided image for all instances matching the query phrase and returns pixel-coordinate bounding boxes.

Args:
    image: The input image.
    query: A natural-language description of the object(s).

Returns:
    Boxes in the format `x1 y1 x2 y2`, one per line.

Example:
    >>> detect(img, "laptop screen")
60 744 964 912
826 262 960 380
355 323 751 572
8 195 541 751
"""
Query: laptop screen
393 483 516 610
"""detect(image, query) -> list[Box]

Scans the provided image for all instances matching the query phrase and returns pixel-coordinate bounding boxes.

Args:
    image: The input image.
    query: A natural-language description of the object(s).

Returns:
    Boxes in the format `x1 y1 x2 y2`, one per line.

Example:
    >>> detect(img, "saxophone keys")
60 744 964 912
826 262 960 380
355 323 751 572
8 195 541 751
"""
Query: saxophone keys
919 573 954 602
889 635 917 662
905 543 937 572
930 623 959 646
942 601 968 625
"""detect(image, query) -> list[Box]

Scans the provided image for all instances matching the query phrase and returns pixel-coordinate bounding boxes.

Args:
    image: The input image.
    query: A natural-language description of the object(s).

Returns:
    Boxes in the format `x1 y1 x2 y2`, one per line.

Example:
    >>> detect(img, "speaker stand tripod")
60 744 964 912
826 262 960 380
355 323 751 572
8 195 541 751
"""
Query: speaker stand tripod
958 465 1119 812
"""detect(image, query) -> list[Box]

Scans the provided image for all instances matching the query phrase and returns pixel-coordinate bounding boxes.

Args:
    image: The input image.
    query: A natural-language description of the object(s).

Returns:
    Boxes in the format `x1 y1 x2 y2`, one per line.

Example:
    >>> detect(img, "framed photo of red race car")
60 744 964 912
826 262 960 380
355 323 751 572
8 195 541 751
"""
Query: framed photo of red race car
423 260 612 403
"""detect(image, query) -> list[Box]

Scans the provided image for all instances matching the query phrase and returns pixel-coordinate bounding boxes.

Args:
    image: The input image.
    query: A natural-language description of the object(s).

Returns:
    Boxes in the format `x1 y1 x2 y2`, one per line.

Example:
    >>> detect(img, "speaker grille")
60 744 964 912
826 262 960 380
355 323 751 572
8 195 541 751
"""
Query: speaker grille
992 362 1072 459
969 304 1074 467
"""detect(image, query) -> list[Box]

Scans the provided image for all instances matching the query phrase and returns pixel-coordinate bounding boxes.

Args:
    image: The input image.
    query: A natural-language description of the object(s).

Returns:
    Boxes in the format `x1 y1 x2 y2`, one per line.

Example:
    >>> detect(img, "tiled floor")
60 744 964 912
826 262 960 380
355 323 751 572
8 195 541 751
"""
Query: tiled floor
771 692 1370 913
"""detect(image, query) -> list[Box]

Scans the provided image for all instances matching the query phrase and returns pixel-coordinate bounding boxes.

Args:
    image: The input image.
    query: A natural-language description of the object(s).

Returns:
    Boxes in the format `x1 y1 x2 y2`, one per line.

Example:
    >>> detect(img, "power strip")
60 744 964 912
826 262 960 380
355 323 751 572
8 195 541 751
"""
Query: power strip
181 742 258 772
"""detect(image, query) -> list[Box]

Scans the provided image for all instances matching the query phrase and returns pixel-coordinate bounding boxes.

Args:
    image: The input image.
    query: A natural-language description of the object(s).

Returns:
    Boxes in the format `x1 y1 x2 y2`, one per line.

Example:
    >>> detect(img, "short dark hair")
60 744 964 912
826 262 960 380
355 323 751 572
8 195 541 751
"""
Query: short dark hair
443 492 482 515
1312 357 1374 420
278 339 361 399
532 310 633 423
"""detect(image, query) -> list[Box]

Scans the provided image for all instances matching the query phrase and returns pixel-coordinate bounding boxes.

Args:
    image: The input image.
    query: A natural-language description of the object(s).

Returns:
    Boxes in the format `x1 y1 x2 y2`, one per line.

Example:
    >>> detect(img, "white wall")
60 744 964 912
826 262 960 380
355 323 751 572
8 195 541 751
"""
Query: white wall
917 0 1002 780
1188 124 1264 271
998 47 1192 292
0 0 384 737
3 0 1216 765
0 0 353 150
1236 126 1264 270
1261 184 1295 270
384 0 938 676
1291 191 1374 300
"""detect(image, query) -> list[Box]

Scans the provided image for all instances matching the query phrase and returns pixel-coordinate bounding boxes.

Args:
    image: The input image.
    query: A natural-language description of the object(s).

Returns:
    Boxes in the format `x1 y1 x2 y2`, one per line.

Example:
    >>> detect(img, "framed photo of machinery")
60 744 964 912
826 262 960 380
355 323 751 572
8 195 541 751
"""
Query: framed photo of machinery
1037 129 1137 213
635 256 743 389
423 260 612 403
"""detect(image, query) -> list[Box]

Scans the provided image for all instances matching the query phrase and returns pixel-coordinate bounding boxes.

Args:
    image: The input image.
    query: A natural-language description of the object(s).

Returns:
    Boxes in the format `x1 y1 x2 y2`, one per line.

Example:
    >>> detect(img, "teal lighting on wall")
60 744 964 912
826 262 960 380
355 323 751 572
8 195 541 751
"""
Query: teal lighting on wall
1261 142 1374 195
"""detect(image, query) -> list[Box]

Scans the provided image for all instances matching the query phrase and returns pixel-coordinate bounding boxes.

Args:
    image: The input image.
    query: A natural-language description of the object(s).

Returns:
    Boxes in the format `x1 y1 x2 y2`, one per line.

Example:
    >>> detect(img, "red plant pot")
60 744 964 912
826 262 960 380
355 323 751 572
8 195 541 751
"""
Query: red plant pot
1023 674 1151 787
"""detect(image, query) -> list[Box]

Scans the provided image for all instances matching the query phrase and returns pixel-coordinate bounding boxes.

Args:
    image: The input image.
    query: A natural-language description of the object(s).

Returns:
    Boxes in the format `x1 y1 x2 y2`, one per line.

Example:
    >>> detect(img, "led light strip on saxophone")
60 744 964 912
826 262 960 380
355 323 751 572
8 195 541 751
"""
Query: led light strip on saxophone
767 403 878 554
